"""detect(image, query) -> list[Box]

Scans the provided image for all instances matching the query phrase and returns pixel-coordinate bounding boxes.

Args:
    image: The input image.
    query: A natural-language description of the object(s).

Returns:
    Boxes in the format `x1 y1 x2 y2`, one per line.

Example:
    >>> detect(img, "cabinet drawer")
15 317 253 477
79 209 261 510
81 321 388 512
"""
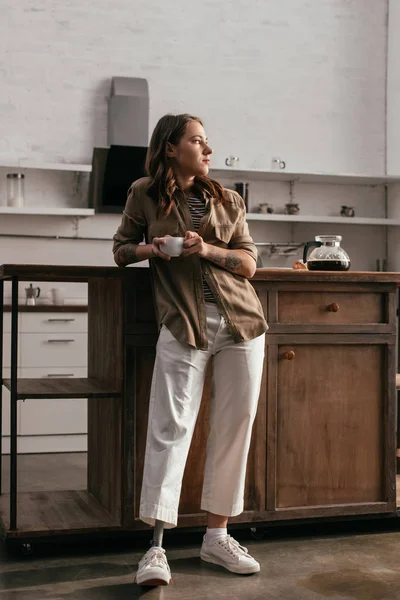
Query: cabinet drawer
2 314 11 334
20 312 87 333
277 292 385 324
2 334 10 368
2 384 11 436
20 366 88 379
19 367 87 436
20 333 87 367
2 313 22 334
20 398 87 436
1 368 22 436
2 333 21 368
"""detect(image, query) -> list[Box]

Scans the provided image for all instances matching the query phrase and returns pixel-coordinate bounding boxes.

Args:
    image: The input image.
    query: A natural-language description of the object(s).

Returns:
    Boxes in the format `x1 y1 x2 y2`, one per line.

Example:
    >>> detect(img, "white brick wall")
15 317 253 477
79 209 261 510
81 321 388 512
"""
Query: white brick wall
1 0 388 173
0 0 391 274
386 0 400 269
387 0 400 174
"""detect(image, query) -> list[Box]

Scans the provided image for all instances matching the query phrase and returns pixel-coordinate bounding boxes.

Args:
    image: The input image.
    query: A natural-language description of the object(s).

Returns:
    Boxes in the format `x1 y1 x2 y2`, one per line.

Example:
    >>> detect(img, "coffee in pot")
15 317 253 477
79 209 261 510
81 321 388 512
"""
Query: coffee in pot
303 235 350 271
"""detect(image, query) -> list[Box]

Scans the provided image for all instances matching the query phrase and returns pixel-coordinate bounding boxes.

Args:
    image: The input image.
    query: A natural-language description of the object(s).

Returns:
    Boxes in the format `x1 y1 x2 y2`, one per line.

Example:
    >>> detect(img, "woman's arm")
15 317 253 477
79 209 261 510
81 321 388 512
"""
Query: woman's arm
113 183 147 266
182 232 256 278
114 243 153 266
114 239 171 266
113 182 171 266
203 245 256 278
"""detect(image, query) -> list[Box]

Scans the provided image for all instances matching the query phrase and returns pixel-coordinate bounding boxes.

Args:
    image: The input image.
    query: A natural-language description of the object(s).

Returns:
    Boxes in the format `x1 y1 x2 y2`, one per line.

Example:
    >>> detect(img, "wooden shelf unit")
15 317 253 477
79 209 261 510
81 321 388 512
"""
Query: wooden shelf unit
2 305 88 312
2 378 120 400
0 491 119 538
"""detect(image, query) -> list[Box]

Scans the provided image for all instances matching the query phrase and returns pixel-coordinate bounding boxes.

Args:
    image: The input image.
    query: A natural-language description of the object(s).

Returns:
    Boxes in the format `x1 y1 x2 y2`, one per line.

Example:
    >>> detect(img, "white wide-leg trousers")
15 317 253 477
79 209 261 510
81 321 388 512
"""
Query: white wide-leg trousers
139 303 265 528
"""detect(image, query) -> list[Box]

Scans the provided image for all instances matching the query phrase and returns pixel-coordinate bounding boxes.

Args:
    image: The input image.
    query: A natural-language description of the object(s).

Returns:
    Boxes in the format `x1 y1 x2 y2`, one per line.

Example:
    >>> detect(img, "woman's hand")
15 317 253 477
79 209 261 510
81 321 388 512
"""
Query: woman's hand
182 231 208 257
151 236 171 261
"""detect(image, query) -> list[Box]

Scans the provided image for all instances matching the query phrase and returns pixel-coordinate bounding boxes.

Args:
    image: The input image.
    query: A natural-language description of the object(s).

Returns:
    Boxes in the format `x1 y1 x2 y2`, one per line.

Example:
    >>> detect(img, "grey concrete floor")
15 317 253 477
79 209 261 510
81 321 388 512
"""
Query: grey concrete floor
1 454 400 599
2 529 400 599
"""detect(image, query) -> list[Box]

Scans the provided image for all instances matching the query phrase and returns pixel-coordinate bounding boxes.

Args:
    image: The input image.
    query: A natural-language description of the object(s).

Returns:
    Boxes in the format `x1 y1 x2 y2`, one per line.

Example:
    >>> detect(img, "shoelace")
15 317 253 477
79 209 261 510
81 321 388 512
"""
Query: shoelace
217 535 249 557
140 548 169 569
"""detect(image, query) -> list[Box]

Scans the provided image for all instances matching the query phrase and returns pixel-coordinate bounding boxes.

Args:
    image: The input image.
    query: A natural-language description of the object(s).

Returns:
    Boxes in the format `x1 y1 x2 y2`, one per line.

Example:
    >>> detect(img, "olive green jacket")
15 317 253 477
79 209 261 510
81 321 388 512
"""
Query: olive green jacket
113 177 268 349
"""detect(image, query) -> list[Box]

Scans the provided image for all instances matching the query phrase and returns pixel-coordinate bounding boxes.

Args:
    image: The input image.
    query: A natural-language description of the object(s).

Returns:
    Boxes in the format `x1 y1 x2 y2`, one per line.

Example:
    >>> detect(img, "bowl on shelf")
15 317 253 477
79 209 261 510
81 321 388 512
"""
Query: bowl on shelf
284 203 300 215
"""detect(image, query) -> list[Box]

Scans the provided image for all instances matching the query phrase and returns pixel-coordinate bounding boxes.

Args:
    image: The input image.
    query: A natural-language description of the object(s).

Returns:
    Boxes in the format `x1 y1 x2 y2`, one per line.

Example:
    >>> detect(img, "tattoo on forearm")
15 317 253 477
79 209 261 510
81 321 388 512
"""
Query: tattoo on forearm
207 250 224 265
225 252 243 271
116 245 137 266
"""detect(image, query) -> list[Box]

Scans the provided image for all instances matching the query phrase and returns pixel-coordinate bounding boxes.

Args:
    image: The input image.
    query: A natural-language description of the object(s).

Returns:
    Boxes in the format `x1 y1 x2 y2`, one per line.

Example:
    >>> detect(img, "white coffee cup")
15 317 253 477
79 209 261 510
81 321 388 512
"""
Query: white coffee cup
51 287 65 305
162 237 184 257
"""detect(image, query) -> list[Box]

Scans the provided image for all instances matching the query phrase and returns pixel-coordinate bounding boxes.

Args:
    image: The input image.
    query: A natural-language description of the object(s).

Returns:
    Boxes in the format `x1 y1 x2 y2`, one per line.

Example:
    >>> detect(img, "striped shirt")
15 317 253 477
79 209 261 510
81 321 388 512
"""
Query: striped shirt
186 196 216 303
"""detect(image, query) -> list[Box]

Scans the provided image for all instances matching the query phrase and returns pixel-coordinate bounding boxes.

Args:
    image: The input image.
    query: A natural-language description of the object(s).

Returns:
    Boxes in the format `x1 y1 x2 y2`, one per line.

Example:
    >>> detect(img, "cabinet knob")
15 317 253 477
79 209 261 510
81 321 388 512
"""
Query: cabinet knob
283 350 296 360
327 302 339 312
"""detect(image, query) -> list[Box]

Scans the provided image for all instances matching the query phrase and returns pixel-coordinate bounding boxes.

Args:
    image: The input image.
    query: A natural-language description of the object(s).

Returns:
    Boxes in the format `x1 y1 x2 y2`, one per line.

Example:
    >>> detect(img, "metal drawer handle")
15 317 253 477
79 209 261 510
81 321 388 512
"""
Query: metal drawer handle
327 303 340 312
46 339 75 343
45 373 74 377
283 350 296 360
47 318 75 322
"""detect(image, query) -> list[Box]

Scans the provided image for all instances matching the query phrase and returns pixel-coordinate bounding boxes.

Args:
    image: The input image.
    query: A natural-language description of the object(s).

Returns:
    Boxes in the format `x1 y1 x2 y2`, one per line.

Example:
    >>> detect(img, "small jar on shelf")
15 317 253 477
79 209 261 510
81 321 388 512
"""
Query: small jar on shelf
7 173 25 207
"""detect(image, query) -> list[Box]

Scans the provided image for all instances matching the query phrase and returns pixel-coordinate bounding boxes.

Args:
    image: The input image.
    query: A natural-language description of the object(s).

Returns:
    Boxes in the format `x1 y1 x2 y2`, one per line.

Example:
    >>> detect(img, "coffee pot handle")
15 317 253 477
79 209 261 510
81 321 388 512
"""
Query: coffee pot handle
36 287 41 298
303 241 322 264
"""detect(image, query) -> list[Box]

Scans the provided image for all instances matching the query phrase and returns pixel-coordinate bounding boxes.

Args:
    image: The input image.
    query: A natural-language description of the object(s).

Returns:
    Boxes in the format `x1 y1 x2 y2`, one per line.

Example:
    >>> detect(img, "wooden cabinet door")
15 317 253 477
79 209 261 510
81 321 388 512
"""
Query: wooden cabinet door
267 341 396 518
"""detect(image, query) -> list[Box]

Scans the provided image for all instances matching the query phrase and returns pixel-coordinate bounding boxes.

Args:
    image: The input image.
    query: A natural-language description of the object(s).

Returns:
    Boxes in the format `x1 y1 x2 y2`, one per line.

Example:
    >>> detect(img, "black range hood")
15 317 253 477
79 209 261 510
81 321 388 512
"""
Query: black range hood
101 145 147 213
89 77 149 213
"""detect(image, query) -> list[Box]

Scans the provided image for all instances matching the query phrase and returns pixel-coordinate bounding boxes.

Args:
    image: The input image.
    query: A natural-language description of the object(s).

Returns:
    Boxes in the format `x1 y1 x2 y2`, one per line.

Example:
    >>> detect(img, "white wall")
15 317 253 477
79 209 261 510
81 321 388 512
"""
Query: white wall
0 0 391 281
1 0 388 173
386 0 400 270
387 0 400 175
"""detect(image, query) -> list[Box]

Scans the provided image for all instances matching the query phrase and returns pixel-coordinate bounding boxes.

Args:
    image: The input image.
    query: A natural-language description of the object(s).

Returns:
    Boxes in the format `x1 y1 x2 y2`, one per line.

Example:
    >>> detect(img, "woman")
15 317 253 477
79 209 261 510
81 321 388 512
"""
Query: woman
113 114 268 586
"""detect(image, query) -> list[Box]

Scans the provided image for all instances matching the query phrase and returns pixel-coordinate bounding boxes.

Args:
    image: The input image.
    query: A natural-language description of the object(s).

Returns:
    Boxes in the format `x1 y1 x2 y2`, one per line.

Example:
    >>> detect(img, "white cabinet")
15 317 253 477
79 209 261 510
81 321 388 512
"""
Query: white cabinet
2 314 21 367
2 334 13 368
20 313 87 333
1 310 88 454
1 368 21 438
20 333 87 368
18 367 87 454
2 314 21 449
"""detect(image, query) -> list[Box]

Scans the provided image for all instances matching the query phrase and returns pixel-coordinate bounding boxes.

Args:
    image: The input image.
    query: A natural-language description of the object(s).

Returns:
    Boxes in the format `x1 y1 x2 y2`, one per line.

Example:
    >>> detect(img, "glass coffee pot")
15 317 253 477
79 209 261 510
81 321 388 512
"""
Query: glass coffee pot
303 235 350 271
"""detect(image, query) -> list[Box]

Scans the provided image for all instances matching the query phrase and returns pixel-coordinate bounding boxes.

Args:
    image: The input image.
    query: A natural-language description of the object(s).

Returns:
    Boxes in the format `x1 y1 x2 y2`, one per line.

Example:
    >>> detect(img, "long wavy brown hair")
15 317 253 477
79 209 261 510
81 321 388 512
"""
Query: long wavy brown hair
145 113 226 216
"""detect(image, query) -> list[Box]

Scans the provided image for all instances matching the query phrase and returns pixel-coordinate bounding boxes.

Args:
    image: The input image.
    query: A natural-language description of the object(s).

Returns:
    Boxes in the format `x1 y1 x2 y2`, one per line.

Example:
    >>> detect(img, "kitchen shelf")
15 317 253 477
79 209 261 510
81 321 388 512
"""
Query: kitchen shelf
246 214 400 226
0 491 119 535
210 167 400 186
2 304 87 312
2 377 120 399
0 161 92 172
0 207 94 216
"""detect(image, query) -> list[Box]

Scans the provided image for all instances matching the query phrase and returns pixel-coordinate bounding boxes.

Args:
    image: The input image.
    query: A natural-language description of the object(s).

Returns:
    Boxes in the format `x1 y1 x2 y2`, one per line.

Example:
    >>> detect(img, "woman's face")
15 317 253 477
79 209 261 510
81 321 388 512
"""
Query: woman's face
167 120 213 179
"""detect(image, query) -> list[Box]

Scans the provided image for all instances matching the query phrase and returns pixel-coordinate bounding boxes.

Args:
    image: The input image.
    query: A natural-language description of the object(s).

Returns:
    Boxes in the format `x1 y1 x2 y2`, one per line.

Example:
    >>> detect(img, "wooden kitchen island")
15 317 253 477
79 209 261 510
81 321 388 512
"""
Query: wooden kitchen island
1 264 400 549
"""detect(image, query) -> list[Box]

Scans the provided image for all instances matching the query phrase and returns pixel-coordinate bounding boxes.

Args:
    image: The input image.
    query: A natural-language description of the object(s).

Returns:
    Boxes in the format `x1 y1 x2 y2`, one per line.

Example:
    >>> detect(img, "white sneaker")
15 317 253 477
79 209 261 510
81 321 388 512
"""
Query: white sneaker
135 546 172 586
200 534 260 575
